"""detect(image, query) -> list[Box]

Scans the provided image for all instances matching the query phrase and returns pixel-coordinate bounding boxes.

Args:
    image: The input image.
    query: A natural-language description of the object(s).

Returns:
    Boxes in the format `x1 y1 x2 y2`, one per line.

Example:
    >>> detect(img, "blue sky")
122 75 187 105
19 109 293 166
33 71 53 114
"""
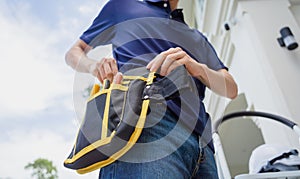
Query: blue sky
0 0 108 178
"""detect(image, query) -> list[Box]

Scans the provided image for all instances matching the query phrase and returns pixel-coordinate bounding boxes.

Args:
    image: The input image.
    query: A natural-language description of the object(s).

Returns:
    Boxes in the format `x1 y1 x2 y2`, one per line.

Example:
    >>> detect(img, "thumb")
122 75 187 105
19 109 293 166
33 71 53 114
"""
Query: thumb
113 72 123 84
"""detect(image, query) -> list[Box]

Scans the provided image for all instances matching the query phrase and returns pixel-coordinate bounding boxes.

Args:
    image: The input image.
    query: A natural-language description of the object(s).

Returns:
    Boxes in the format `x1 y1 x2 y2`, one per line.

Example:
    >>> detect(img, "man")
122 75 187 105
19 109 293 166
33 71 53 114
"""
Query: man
65 0 237 178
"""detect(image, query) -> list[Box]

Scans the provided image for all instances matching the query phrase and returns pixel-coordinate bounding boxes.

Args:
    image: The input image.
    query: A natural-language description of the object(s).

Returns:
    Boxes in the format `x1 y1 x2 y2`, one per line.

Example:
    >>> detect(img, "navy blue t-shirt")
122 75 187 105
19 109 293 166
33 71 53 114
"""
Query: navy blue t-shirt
80 0 227 151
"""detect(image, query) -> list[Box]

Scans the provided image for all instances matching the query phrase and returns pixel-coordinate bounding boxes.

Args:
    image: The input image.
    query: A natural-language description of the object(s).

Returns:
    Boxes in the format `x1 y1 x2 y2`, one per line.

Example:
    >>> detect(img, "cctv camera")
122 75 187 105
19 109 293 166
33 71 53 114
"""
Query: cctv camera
223 18 237 31
277 27 298 50
224 23 230 31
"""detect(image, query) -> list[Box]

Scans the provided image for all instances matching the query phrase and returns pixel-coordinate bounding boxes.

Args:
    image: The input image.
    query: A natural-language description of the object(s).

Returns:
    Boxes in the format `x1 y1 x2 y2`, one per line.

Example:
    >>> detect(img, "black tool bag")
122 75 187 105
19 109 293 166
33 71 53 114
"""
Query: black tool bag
64 66 194 174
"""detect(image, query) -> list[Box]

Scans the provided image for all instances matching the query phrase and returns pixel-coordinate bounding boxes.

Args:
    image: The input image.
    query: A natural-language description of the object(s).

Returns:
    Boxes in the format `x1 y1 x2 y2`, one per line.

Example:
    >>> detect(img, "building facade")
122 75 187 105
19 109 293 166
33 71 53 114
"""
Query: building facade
179 0 300 177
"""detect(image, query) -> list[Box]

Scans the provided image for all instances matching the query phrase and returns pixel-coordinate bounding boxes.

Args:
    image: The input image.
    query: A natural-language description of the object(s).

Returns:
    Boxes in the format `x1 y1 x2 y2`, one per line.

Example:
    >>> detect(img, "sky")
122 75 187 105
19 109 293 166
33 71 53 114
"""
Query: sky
0 0 109 178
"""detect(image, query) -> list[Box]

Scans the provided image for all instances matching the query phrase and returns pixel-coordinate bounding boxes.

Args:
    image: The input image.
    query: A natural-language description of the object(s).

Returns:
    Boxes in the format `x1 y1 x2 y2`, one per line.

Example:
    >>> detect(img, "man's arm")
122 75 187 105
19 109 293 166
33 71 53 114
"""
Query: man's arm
147 47 238 99
65 39 119 83
190 65 238 99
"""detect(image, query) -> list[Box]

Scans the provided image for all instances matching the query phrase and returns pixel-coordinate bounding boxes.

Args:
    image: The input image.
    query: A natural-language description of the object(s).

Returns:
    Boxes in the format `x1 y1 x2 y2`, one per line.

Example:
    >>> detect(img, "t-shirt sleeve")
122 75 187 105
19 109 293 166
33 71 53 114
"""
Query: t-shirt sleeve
195 31 228 71
80 1 118 47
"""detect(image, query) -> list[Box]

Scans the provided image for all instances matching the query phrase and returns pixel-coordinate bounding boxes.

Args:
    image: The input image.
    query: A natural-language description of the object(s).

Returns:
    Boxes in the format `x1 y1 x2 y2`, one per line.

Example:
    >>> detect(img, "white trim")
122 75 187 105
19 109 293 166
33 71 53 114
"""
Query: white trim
213 133 232 179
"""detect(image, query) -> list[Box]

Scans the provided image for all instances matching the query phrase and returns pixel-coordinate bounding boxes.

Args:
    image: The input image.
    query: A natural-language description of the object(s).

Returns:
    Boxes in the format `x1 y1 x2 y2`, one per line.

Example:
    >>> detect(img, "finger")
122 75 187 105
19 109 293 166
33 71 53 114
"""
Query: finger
165 61 182 75
96 71 103 84
149 50 173 72
147 48 175 70
149 58 163 73
146 58 155 69
148 47 182 72
165 56 190 75
98 64 107 84
113 72 123 84
105 57 118 75
160 50 186 76
103 62 114 82
146 52 165 71
164 47 182 54
109 58 118 75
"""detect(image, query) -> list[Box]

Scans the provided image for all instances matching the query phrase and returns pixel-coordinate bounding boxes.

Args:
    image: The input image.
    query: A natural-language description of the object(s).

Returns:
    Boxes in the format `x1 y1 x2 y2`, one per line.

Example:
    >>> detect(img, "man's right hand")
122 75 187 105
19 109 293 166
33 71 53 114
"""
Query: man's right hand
88 57 121 84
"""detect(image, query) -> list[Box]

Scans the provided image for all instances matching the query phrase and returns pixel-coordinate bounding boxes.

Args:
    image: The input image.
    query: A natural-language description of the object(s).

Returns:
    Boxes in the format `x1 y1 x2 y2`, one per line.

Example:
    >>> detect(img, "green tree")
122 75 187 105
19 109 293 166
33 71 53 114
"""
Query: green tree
24 158 58 179
83 83 94 98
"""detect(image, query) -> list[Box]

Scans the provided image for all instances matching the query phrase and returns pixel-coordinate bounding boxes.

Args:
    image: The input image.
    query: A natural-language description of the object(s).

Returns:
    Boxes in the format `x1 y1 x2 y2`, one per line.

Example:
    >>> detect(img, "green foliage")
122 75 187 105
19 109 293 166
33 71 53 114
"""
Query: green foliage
25 158 58 179
83 83 94 98
83 83 103 98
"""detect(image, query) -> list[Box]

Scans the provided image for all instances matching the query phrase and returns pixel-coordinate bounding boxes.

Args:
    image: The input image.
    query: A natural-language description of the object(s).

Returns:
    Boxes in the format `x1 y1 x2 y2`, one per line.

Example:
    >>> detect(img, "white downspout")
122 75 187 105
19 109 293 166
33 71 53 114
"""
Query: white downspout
213 133 231 179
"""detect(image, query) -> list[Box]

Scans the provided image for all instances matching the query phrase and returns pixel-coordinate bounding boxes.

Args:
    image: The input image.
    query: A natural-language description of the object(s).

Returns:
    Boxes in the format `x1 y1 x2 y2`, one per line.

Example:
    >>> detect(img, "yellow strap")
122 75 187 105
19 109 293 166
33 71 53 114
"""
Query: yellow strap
76 99 150 174
110 84 128 91
122 75 148 81
146 72 155 85
101 90 111 139
65 72 156 174
90 84 100 97
87 73 153 102
63 98 149 167
87 85 128 102
64 131 116 164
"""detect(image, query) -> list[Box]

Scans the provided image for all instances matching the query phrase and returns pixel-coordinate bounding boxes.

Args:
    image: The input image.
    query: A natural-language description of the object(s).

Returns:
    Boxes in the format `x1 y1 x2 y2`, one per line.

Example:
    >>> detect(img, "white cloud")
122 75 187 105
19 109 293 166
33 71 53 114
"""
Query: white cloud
0 1 73 117
78 0 108 16
0 1 111 178
58 0 109 45
79 4 96 15
0 129 99 179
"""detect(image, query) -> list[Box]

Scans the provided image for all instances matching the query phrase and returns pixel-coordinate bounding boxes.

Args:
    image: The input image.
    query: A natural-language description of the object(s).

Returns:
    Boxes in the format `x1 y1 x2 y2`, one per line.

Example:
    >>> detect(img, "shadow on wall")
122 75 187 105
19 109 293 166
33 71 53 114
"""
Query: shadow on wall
218 93 265 176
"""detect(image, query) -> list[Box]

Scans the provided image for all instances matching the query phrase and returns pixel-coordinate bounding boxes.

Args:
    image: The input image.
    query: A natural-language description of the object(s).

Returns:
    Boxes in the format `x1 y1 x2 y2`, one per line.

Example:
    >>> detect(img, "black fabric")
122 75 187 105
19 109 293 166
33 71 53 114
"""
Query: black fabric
259 149 300 173
170 9 185 24
144 66 193 101
64 66 196 172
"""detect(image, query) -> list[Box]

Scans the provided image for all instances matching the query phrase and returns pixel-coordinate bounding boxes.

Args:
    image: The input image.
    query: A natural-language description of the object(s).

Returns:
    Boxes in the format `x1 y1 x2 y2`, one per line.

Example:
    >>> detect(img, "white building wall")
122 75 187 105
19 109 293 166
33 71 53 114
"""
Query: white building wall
230 0 300 147
187 0 300 176
195 0 300 148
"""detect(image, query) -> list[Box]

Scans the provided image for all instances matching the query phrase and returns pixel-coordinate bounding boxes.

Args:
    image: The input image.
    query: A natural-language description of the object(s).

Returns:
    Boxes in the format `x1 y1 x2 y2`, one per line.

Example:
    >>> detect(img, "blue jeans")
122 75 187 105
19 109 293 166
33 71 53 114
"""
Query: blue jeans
99 103 218 179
